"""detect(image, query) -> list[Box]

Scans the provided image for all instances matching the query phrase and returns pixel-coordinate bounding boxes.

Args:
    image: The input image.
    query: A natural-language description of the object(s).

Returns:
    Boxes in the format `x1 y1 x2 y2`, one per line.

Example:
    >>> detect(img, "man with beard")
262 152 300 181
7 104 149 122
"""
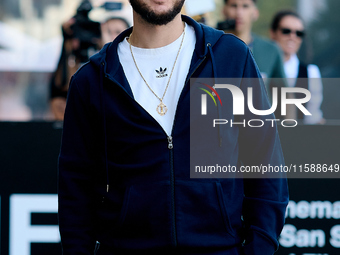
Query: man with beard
58 0 288 254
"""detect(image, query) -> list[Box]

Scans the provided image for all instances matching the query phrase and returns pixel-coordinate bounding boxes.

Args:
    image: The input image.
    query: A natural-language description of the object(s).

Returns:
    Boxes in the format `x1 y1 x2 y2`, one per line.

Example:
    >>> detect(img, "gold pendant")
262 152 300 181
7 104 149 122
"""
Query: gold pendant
157 102 168 116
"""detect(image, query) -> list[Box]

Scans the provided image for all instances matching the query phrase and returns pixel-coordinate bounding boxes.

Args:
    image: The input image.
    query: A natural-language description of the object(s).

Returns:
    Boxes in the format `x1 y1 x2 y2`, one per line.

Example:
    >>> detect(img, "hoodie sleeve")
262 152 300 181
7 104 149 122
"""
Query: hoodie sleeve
58 76 98 255
238 50 289 255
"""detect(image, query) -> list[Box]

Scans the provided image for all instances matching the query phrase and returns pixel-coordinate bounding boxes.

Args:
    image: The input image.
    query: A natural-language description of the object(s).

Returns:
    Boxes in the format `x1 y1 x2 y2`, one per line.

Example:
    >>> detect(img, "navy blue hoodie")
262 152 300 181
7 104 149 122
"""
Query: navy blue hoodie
58 16 288 255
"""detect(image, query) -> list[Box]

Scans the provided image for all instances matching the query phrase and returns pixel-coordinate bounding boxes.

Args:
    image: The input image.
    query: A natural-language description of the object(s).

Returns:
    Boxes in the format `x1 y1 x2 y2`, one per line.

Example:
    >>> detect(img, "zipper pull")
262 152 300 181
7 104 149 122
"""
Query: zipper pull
94 241 100 255
167 136 173 149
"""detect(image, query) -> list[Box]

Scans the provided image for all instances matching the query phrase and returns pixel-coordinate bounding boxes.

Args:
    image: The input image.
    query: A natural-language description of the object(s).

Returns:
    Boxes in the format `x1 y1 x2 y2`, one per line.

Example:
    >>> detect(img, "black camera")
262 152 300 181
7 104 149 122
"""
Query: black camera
70 0 101 63
216 19 236 31
70 0 123 63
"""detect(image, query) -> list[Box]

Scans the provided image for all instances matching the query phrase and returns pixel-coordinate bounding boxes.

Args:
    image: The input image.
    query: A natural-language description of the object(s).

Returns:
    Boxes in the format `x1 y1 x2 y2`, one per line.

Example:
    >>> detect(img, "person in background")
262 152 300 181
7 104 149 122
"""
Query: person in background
50 2 131 120
100 17 130 45
270 10 324 124
49 17 79 120
222 0 287 104
90 1 133 46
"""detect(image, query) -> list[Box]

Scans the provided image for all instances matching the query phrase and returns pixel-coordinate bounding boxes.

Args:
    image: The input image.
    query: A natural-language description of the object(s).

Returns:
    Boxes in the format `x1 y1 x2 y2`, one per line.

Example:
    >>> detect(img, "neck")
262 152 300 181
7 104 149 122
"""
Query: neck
235 30 252 45
284 53 293 62
129 12 184 48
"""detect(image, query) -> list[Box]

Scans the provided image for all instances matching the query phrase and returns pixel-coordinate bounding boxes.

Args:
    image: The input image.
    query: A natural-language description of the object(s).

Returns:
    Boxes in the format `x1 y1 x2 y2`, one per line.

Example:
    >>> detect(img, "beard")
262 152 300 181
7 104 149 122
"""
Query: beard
129 0 185 26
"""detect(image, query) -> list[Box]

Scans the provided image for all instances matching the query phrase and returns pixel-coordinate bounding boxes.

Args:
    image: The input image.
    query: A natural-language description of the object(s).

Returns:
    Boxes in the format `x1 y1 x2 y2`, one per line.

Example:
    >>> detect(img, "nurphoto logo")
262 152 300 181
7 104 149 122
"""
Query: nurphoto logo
199 82 312 128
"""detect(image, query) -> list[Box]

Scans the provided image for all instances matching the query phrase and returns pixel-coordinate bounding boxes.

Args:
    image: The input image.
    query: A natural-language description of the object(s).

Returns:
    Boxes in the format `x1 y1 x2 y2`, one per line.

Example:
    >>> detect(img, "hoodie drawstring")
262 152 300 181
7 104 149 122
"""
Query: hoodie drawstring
207 43 223 147
100 61 110 193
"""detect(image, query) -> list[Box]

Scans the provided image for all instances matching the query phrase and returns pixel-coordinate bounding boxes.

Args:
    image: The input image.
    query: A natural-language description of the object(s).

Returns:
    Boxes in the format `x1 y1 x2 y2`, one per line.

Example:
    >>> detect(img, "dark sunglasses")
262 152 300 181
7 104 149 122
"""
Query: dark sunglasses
280 28 305 38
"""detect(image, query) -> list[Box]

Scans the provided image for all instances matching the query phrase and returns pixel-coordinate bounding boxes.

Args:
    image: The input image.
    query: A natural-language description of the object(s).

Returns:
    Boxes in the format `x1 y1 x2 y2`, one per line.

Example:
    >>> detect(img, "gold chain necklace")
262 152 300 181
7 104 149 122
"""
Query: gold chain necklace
128 27 185 116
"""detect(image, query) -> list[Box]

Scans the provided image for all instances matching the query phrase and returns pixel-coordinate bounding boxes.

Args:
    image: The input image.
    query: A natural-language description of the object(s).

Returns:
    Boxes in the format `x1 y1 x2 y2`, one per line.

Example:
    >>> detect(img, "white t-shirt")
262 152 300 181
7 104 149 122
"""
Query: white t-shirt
284 54 323 124
118 23 196 136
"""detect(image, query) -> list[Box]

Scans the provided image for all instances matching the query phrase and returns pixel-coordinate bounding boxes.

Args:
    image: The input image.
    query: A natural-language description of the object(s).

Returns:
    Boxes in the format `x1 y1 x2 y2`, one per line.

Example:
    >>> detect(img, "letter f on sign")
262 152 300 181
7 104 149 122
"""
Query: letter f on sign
10 194 60 255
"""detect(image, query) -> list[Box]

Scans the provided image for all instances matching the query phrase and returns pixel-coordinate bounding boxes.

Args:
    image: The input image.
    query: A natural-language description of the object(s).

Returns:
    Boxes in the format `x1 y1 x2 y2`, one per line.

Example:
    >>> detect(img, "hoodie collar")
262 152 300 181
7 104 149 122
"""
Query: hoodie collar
90 15 224 77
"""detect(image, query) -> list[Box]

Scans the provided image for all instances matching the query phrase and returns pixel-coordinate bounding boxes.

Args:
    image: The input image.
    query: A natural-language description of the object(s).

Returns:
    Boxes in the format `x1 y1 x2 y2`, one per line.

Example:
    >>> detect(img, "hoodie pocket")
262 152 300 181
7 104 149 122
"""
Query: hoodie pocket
117 186 131 227
176 181 236 247
215 182 235 236
114 182 172 249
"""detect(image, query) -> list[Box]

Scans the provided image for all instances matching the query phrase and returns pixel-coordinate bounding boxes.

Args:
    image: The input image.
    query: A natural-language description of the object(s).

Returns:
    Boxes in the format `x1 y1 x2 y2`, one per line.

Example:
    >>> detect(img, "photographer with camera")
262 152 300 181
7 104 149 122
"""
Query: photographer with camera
50 0 131 120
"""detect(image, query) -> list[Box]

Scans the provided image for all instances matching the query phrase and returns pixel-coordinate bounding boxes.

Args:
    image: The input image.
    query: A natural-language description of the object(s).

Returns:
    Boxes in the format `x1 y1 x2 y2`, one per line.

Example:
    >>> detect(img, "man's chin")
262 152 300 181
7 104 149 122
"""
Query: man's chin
130 0 185 26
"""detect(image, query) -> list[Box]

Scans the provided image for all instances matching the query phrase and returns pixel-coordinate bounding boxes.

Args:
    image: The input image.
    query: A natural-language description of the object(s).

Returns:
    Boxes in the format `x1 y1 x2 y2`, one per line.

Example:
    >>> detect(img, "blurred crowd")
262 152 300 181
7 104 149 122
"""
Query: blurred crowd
0 0 332 124
50 0 133 119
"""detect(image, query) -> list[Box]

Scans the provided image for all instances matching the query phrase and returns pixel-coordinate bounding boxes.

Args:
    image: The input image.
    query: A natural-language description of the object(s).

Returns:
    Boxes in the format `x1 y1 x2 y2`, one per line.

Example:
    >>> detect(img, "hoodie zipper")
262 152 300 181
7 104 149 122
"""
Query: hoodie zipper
168 56 207 247
167 135 176 246
104 54 207 247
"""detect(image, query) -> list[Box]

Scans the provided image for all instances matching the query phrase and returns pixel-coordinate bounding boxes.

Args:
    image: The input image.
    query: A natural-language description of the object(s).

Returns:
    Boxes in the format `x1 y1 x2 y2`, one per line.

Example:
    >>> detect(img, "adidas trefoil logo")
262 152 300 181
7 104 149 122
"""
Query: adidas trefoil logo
155 67 168 78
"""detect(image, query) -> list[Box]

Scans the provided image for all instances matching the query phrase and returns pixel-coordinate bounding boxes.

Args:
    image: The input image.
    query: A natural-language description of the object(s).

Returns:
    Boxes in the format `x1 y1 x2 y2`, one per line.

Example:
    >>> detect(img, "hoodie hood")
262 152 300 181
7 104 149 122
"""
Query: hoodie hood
89 15 225 103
